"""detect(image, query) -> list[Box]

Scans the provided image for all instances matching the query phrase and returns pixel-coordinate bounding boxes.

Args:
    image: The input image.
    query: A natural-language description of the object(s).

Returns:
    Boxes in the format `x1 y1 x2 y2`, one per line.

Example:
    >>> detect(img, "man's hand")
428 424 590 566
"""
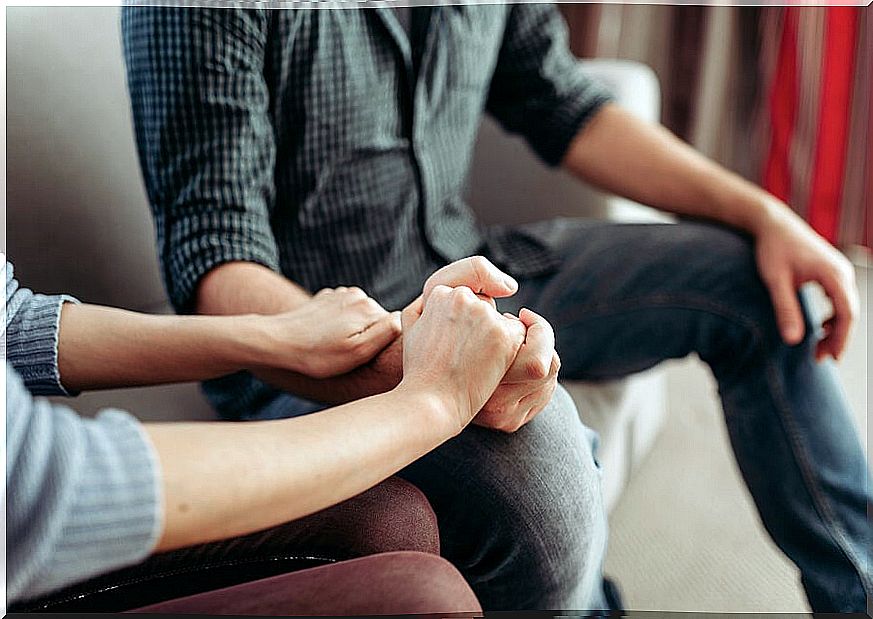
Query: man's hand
474 308 560 433
419 257 560 433
754 203 859 361
401 285 527 433
422 255 520 302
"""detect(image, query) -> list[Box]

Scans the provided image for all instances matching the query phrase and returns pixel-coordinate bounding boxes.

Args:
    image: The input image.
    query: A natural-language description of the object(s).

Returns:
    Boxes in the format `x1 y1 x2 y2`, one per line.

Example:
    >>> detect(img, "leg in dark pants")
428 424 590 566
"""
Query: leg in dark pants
249 385 609 611
15 477 446 613
501 219 871 612
398 384 608 610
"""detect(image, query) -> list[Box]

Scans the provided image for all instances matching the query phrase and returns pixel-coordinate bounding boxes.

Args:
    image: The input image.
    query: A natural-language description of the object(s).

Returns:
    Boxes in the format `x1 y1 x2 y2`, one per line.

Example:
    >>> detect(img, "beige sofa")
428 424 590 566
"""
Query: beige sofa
6 7 668 512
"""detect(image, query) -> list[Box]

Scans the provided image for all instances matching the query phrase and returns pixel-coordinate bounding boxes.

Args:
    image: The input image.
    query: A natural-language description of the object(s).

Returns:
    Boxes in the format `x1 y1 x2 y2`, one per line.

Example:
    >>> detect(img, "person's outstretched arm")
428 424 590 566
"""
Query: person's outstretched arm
149 285 525 552
484 4 857 363
7 279 524 604
4 257 399 394
56 285 400 393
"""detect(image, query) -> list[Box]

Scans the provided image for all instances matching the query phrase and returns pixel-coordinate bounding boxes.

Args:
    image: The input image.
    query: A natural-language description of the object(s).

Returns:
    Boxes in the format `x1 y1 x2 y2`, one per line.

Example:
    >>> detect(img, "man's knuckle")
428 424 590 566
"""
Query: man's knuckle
472 299 491 314
450 288 468 306
526 358 548 380
431 285 452 301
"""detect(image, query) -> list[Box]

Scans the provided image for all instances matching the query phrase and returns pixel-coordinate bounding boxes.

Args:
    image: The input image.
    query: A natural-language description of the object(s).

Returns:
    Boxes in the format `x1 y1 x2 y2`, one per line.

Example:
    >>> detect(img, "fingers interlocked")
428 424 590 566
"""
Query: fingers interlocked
407 256 562 434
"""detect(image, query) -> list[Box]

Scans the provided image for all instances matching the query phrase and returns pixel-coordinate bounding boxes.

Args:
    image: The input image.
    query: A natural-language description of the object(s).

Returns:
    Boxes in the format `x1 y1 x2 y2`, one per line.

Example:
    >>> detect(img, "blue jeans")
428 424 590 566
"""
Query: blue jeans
256 219 870 611
499 219 871 612
257 386 610 611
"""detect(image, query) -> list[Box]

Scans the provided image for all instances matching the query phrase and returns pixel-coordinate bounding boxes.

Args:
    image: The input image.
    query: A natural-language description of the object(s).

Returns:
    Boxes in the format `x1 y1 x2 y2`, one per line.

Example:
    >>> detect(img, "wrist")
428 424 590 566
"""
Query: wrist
738 191 792 237
228 314 302 373
394 379 470 438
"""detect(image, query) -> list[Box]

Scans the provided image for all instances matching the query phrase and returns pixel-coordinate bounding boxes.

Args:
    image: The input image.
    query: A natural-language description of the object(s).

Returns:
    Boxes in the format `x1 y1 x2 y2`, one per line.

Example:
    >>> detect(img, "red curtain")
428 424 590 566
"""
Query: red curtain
562 5 871 252
763 7 868 249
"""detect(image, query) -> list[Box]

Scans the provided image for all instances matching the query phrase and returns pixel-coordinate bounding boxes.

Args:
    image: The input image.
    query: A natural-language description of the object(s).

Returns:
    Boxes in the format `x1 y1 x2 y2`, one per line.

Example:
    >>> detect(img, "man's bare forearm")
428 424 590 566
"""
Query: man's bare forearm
196 261 403 403
253 336 403 404
562 103 785 235
196 261 313 315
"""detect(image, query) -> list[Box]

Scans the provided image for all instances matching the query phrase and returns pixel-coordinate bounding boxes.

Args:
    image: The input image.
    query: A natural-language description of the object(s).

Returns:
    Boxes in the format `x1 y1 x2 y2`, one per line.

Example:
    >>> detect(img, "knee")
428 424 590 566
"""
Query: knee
480 386 607 606
335 552 482 614
307 476 440 557
679 224 763 300
679 224 784 341
355 477 441 555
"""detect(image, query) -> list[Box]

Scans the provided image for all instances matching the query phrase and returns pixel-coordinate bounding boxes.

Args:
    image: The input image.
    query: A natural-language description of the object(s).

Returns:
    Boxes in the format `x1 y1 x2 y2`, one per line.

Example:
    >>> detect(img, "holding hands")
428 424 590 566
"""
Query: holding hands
405 256 561 434
400 284 527 433
253 255 560 436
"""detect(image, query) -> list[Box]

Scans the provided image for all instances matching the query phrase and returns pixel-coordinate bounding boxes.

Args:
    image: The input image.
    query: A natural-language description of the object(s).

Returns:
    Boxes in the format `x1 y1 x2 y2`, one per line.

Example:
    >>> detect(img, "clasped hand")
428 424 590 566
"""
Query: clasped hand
401 257 561 433
256 257 559 434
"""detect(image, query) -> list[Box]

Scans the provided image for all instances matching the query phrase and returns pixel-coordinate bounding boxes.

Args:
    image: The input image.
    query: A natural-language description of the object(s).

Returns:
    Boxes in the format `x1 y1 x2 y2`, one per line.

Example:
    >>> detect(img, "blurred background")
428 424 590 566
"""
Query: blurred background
561 4 871 255
5 4 870 612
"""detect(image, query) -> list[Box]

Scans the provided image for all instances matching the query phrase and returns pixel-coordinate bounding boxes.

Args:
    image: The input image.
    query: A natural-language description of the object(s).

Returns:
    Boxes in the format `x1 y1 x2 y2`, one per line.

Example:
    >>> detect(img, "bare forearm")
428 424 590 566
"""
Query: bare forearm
146 384 453 552
196 261 312 315
563 104 784 234
254 336 404 404
196 261 404 402
57 303 269 391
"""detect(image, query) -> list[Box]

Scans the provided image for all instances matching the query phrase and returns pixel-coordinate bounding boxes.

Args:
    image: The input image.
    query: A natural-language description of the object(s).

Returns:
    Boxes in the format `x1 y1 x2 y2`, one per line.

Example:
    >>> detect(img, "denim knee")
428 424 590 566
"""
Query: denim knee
675 224 791 355
475 385 607 609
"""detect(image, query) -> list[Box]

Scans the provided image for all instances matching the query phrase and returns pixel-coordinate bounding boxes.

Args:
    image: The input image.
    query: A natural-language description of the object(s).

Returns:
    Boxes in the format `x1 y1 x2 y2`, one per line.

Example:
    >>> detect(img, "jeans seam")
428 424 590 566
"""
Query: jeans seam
765 357 873 599
556 292 872 598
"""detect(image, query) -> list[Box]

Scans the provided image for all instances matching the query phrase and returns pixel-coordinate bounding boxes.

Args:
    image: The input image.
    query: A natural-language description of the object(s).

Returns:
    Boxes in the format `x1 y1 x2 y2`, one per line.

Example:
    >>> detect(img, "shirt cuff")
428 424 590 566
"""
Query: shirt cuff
165 209 281 313
534 84 615 168
6 293 80 396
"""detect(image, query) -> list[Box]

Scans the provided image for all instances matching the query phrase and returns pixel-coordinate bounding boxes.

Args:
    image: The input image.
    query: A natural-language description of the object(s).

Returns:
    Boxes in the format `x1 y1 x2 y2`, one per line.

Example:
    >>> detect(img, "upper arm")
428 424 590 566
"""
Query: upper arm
122 7 281 311
485 4 614 167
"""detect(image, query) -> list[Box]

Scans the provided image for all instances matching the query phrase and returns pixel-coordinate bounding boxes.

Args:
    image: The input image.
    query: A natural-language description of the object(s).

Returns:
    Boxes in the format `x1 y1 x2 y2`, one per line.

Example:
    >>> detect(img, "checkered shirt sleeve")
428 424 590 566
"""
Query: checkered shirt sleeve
487 4 615 167
123 8 280 312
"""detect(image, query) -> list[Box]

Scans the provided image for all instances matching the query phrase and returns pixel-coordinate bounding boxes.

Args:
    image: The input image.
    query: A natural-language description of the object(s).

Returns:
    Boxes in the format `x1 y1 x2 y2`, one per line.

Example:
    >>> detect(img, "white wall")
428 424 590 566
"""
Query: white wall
7 7 165 311
7 7 214 421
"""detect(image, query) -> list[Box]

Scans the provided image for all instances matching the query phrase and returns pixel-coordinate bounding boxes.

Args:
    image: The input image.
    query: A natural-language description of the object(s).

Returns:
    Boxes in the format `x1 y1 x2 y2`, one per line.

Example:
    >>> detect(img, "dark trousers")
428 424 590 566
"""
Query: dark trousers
499 219 870 612
13 477 481 614
256 219 870 612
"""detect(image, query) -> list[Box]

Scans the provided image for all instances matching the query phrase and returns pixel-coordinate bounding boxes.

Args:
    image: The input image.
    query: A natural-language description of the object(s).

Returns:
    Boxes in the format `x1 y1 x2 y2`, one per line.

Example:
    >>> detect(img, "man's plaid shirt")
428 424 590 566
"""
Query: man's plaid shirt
122 4 613 417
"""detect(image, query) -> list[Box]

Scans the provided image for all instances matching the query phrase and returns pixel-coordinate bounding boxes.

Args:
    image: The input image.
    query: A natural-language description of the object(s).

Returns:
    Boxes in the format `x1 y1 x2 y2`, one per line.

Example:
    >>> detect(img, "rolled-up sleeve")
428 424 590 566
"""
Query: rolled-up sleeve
122 7 280 312
485 4 615 167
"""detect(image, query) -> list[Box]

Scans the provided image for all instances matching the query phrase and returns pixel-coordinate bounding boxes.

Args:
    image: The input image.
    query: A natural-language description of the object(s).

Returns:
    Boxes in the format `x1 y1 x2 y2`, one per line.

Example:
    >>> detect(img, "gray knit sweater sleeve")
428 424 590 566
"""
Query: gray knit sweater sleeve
4 256 162 604
4 256 79 395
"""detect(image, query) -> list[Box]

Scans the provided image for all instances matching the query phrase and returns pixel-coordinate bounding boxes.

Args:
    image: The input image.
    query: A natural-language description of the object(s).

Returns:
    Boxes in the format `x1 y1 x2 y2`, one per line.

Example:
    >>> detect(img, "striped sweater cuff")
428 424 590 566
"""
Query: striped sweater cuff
6 293 79 396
